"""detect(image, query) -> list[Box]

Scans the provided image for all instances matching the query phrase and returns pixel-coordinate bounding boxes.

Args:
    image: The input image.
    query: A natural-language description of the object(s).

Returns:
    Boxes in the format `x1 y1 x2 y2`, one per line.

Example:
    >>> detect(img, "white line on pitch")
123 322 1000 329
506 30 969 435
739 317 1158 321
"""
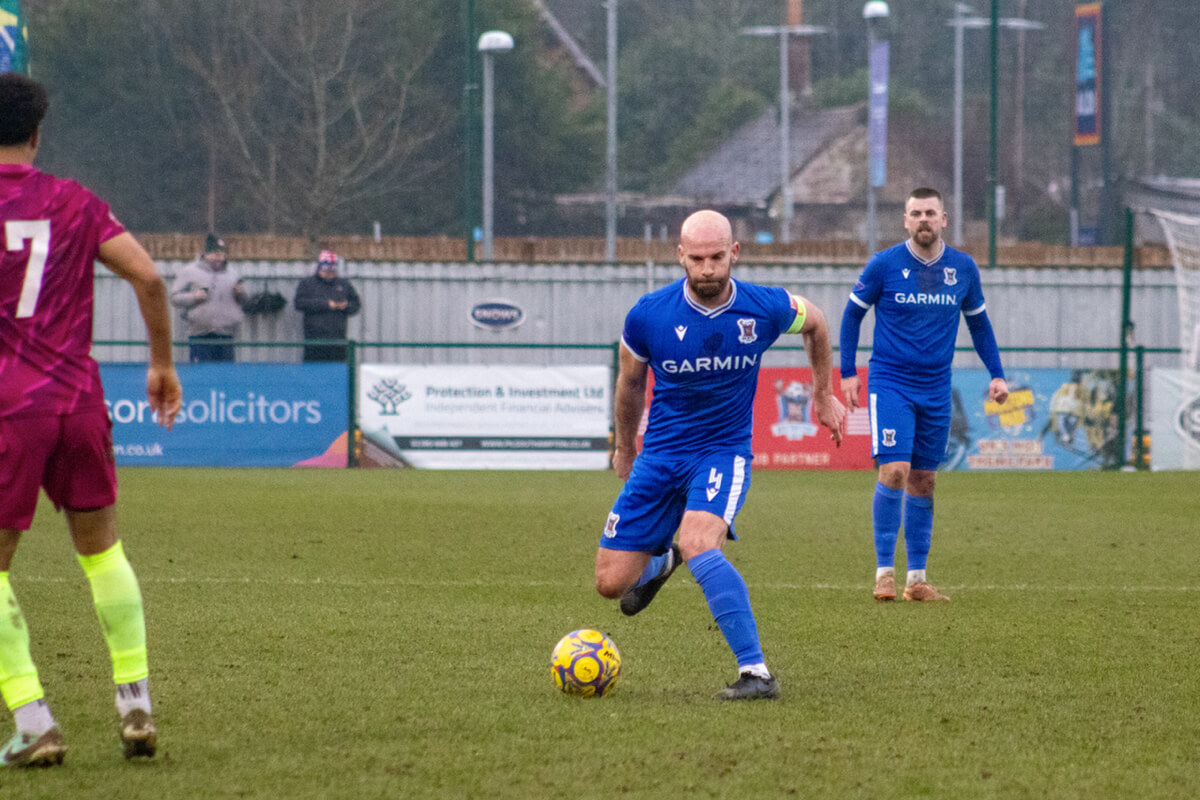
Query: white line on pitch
10 575 1200 593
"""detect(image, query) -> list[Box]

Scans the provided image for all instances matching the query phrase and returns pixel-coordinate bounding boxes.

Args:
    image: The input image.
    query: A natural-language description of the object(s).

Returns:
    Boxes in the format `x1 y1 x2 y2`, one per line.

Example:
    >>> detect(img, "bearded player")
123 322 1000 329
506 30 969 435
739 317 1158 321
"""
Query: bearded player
596 210 846 701
840 187 1007 603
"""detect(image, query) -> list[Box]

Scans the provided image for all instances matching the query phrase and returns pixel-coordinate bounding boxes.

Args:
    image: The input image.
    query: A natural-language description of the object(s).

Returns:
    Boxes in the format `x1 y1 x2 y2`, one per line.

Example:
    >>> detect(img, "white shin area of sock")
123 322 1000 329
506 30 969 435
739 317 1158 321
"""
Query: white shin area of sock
13 699 55 736
116 677 152 716
739 662 771 680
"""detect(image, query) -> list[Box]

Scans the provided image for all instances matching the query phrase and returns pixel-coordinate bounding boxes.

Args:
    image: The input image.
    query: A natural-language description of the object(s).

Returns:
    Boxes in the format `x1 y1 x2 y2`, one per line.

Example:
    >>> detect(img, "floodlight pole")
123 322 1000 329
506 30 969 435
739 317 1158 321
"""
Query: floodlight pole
951 3 970 246
604 0 618 263
740 24 827 245
946 6 1044 249
479 31 515 262
779 29 792 245
863 1 889 256
988 0 999 269
462 0 477 262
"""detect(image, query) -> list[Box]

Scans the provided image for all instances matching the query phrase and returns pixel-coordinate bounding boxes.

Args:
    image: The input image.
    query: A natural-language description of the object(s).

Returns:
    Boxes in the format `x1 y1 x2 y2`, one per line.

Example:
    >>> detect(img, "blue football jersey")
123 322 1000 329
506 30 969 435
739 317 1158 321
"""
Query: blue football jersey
622 277 797 455
848 240 986 384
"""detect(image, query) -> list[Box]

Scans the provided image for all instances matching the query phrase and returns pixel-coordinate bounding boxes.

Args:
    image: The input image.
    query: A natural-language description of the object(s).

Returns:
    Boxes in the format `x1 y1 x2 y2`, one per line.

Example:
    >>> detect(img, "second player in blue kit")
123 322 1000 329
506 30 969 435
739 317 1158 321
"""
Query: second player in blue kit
840 188 1009 603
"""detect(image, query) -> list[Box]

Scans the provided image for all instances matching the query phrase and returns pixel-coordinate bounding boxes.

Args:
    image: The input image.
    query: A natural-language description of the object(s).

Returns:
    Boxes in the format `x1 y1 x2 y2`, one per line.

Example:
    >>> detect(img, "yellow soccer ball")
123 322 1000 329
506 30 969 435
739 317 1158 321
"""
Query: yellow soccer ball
551 629 621 698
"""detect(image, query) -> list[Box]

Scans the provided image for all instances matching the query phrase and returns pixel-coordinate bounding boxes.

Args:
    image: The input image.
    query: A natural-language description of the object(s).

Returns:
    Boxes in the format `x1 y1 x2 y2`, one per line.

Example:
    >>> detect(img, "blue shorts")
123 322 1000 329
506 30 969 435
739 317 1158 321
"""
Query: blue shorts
600 451 752 553
868 382 951 471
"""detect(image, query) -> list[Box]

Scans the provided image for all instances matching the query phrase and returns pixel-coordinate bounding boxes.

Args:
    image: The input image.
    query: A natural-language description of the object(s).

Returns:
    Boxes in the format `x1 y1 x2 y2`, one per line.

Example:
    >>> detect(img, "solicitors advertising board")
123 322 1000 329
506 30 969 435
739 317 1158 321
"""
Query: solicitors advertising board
101 363 348 467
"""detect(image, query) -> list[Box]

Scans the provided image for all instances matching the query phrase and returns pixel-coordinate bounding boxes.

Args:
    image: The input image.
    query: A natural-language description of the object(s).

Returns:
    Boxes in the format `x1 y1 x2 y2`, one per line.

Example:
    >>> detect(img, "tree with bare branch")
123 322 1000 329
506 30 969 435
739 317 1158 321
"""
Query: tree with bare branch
144 0 451 241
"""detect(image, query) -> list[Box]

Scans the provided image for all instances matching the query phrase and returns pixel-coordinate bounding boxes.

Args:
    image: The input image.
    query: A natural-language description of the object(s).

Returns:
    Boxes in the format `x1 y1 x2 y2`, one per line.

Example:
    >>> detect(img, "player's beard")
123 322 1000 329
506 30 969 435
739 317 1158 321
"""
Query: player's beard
689 274 728 300
913 226 938 248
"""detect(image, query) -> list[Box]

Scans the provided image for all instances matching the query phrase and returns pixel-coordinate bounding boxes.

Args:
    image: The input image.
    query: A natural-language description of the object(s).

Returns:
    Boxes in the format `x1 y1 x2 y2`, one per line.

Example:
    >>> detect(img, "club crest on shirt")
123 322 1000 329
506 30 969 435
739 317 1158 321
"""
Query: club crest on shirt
737 318 757 344
882 428 896 447
943 267 957 286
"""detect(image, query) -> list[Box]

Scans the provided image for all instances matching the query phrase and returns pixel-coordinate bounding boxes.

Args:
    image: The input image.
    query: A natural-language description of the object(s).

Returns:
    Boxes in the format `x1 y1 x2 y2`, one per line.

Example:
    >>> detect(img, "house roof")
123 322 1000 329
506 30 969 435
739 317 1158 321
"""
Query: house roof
790 125 950 206
669 103 863 206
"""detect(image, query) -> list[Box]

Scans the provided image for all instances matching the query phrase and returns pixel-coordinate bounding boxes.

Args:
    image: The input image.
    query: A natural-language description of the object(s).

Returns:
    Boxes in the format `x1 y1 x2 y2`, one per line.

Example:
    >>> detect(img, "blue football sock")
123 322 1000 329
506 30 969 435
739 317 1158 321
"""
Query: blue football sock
903 493 934 571
633 550 671 589
872 483 903 568
686 549 763 669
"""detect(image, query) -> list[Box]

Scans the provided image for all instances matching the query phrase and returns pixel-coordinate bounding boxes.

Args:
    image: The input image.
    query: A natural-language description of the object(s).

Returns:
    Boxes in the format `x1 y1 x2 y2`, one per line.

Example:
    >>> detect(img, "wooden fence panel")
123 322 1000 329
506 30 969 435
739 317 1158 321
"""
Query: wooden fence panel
136 233 1171 269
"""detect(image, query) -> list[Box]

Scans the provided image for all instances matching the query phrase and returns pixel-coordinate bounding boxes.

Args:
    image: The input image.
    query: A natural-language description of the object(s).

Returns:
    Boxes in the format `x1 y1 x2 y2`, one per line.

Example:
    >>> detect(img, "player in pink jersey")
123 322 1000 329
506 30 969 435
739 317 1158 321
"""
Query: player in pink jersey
0 73 181 767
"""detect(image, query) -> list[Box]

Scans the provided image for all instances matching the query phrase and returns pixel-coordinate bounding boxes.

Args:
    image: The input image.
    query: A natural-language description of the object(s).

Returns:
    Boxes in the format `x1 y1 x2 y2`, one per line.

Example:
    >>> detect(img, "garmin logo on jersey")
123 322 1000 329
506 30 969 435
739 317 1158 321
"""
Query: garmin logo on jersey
894 292 958 305
661 354 758 374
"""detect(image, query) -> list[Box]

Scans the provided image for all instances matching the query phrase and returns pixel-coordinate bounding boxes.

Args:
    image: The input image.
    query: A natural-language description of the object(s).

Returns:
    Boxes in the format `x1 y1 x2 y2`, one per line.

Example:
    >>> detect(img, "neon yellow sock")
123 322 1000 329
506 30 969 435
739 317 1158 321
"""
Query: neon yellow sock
77 542 149 685
0 572 44 711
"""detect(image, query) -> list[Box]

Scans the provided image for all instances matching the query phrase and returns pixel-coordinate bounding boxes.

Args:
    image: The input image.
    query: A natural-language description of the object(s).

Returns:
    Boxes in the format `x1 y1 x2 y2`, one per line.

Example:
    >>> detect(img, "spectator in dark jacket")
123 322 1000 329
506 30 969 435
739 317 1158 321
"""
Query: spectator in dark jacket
293 250 361 362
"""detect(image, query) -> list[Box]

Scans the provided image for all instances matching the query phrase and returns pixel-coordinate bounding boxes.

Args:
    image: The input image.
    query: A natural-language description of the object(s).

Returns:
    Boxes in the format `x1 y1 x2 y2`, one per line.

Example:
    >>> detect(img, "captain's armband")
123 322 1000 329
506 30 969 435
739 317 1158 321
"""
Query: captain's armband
785 293 808 334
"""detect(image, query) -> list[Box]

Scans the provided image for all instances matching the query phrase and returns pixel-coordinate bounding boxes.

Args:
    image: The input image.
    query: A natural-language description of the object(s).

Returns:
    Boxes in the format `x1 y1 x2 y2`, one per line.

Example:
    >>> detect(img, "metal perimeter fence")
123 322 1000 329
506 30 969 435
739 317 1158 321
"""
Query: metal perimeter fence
95 339 1176 471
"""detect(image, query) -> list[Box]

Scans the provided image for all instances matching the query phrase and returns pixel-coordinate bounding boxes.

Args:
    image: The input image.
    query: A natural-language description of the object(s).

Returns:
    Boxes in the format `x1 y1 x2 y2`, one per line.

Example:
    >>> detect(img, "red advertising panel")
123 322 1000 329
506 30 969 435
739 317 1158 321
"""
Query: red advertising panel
751 367 874 470
637 367 874 471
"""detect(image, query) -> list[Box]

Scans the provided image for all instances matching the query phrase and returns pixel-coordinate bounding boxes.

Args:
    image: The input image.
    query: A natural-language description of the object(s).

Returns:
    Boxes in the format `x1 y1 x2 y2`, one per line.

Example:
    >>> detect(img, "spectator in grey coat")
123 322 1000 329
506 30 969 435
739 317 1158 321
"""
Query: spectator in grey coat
170 234 247 363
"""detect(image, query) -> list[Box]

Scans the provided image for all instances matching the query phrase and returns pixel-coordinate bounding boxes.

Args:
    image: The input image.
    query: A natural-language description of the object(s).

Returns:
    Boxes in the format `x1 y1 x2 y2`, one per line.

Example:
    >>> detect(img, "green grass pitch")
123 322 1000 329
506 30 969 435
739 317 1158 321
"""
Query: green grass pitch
5 467 1199 799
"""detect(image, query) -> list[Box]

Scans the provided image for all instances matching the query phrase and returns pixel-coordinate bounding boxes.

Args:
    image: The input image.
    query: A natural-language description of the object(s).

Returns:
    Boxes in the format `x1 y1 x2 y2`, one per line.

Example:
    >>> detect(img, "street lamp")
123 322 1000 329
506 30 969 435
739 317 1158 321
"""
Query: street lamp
863 1 889 255
741 23 827 244
462 0 477 262
946 5 1044 246
604 0 617 263
479 30 514 261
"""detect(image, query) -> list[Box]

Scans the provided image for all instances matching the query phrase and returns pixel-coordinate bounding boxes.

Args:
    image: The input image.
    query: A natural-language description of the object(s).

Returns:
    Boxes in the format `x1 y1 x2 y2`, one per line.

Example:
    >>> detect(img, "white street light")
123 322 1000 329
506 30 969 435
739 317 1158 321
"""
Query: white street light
604 0 617 263
479 30 514 261
863 1 889 255
946 7 1043 245
862 1 889 20
741 24 827 244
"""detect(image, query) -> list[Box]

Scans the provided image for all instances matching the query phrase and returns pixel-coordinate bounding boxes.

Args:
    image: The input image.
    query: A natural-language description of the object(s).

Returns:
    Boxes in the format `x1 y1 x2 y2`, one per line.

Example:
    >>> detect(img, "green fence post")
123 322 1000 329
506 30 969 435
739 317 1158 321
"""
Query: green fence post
1114 207 1134 470
1134 344 1147 470
347 340 359 468
609 341 620 465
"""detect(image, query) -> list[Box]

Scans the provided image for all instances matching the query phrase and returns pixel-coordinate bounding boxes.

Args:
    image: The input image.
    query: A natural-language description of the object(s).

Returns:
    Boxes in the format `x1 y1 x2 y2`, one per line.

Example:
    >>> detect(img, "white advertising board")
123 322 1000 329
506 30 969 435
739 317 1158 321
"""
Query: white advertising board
1150 368 1200 470
358 364 611 469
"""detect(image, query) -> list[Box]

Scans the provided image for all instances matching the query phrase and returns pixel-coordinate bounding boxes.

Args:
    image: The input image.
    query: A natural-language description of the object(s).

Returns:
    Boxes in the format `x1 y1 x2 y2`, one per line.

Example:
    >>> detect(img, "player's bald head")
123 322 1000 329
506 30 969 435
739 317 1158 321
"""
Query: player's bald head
677 209 739 303
680 210 733 248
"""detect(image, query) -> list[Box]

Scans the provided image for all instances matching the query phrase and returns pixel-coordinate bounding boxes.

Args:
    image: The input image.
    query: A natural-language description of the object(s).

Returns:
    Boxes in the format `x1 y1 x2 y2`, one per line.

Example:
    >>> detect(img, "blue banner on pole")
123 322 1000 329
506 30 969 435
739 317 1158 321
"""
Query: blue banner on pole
868 39 889 188
0 0 28 75
1073 4 1101 147
101 363 349 467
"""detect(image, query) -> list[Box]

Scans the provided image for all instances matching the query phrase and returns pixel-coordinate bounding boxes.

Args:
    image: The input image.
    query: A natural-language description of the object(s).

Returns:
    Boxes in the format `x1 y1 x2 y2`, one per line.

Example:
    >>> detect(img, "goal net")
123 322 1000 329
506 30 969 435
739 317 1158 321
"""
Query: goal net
1150 209 1200 468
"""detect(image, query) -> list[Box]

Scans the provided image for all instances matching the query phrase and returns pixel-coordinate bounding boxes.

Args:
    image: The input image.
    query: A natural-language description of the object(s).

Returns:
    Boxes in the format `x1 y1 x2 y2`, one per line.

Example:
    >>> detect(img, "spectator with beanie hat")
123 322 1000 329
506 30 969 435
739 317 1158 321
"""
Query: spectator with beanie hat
293 249 361 362
170 233 248 363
